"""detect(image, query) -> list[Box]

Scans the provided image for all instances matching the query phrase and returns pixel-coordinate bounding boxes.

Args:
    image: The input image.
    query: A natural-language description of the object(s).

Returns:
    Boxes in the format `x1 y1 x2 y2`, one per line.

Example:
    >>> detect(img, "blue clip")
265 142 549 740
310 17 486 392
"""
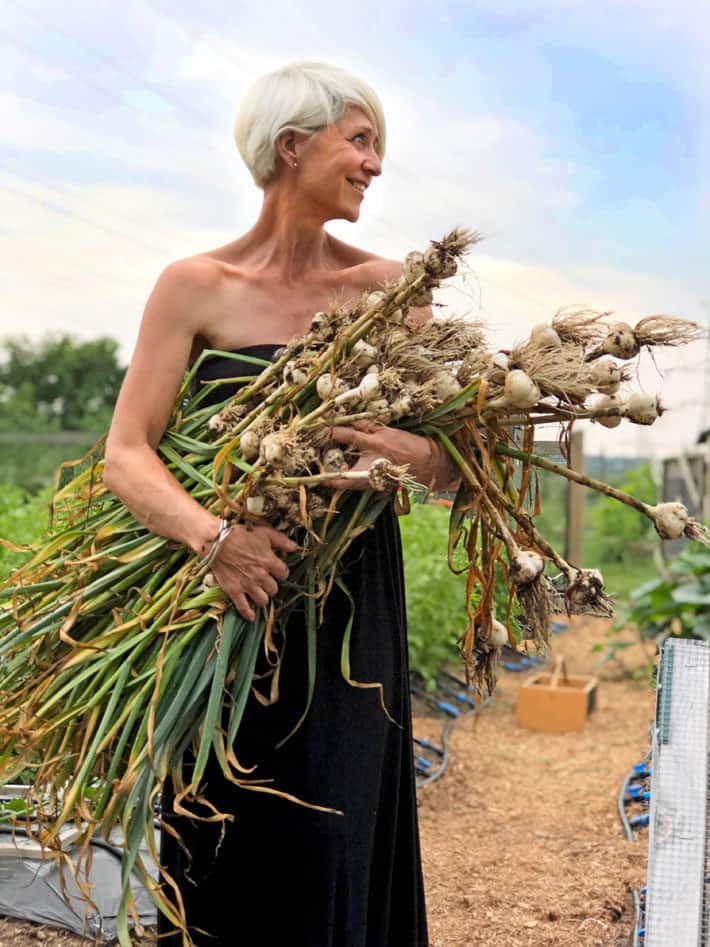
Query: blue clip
437 701 460 718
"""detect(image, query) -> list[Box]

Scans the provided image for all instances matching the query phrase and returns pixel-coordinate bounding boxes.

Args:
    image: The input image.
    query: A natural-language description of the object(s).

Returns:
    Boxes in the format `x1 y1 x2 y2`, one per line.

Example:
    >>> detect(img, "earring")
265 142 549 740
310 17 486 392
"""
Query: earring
292 160 298 168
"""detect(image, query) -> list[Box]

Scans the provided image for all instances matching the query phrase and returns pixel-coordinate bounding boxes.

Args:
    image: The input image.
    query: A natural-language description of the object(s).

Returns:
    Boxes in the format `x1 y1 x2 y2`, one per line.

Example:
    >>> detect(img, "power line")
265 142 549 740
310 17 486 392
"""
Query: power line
0 176 174 259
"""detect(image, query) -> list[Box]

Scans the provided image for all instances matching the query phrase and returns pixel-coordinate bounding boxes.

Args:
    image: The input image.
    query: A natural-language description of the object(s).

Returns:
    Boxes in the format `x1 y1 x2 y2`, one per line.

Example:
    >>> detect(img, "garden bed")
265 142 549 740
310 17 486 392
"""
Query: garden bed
420 615 654 946
0 616 654 946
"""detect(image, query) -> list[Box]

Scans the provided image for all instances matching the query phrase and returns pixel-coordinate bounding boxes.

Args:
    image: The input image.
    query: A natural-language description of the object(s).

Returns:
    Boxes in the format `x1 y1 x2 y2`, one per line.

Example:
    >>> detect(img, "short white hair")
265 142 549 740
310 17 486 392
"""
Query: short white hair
234 61 386 188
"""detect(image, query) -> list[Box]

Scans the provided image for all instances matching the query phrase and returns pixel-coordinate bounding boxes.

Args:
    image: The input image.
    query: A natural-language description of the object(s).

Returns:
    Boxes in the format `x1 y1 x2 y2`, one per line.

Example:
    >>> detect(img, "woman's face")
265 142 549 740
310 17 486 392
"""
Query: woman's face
295 106 382 223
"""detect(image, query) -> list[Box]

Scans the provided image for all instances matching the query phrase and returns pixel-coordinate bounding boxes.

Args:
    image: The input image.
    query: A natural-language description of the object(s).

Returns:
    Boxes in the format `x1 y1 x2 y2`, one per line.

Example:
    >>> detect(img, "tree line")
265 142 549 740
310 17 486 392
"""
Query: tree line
0 334 125 490
0 334 125 434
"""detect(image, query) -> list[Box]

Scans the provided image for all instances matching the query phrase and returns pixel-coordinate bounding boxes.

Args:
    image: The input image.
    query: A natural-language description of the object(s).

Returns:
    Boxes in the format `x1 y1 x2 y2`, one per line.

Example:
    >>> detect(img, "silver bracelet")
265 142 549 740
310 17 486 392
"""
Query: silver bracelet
198 518 231 571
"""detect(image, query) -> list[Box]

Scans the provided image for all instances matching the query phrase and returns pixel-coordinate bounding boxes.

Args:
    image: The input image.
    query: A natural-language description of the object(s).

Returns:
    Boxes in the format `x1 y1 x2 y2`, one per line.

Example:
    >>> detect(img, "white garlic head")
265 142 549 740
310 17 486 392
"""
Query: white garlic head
530 324 562 348
650 502 689 540
602 322 639 360
504 369 541 409
239 429 260 461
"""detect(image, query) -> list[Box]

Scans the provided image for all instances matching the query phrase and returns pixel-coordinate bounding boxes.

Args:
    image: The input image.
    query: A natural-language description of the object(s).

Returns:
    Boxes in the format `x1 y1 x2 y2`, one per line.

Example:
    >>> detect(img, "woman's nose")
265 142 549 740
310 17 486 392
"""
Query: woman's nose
363 150 382 177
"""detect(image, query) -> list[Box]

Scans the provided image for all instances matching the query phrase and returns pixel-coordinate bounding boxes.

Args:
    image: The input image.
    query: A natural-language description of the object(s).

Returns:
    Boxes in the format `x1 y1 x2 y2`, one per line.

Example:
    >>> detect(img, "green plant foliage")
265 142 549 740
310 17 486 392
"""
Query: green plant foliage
400 502 465 684
0 334 124 433
584 463 657 565
0 439 99 494
0 485 52 582
400 500 520 684
626 543 710 642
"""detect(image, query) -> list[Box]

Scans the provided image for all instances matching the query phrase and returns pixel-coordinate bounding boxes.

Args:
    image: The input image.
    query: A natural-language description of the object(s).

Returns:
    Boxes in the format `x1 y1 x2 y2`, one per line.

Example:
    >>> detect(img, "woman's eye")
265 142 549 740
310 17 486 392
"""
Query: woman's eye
351 133 367 144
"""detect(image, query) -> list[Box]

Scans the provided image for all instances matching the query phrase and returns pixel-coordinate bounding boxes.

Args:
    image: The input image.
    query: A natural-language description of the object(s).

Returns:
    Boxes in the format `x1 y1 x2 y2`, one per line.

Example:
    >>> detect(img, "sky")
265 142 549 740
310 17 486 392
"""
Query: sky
1 0 709 458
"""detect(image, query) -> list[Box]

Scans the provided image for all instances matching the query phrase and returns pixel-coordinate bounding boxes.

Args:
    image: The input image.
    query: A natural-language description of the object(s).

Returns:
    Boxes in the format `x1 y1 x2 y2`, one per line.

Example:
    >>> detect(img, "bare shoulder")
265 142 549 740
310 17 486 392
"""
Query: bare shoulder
156 255 225 302
355 257 404 286
141 255 228 342
327 235 403 289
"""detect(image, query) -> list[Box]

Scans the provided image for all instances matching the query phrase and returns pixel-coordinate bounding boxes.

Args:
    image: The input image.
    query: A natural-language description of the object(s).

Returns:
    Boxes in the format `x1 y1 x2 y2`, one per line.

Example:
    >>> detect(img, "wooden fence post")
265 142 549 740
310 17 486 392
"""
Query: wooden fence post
565 430 584 567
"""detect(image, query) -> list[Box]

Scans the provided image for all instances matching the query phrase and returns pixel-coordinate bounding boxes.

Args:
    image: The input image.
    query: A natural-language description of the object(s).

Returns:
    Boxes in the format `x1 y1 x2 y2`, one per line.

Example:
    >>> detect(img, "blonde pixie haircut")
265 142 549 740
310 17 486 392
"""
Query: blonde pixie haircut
234 61 386 188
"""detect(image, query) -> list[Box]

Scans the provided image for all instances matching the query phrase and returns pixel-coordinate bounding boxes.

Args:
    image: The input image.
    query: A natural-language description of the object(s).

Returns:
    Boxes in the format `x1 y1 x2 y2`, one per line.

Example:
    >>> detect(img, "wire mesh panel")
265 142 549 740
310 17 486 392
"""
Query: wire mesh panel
645 638 710 946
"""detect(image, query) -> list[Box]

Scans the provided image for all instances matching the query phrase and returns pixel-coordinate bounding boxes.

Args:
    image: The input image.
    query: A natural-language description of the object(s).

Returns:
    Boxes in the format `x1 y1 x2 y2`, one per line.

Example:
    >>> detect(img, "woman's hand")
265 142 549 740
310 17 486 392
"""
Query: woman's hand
208 524 298 621
326 421 460 492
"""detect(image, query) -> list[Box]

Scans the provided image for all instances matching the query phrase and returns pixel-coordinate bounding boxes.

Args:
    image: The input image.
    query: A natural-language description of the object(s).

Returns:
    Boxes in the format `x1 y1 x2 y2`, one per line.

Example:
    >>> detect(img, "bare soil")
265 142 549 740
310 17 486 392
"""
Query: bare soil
0 617 654 946
419 616 654 947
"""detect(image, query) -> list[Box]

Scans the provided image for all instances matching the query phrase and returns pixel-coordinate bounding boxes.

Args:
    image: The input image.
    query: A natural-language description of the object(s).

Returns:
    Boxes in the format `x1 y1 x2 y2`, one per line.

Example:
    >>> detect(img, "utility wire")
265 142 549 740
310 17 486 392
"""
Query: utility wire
0 176 176 259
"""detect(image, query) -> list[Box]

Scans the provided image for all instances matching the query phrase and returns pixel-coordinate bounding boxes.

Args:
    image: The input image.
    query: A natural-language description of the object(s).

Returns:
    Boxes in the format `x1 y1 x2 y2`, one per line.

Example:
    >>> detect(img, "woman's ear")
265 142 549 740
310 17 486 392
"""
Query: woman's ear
275 130 299 170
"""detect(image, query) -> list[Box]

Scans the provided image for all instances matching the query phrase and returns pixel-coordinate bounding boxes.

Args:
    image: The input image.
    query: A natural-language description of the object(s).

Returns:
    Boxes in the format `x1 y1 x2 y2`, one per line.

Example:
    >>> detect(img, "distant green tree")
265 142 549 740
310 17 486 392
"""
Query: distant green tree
0 335 125 433
584 462 657 564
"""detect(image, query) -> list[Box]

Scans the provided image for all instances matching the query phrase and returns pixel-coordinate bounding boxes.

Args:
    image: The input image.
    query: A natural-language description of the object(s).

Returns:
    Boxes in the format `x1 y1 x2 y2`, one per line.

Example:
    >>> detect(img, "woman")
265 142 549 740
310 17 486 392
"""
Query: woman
104 61 456 947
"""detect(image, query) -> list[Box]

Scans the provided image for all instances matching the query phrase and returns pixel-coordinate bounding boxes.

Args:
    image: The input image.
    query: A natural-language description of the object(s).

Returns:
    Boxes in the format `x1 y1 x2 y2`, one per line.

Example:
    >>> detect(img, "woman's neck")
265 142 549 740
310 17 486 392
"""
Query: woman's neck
237 188 334 283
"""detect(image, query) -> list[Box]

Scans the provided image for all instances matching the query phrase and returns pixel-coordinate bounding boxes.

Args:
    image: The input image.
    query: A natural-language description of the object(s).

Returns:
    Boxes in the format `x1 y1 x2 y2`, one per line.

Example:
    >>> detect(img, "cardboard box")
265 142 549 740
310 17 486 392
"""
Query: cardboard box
516 660 598 732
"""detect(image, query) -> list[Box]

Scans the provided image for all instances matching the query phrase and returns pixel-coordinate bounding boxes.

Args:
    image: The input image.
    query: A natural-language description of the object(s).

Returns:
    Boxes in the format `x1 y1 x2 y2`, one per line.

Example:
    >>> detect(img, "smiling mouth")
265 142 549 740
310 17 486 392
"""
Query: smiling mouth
347 178 366 194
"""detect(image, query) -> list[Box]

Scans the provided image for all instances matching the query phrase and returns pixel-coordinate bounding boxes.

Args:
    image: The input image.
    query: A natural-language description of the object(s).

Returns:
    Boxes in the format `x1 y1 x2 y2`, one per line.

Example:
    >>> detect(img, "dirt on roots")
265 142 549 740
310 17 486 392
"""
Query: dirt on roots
0 616 654 947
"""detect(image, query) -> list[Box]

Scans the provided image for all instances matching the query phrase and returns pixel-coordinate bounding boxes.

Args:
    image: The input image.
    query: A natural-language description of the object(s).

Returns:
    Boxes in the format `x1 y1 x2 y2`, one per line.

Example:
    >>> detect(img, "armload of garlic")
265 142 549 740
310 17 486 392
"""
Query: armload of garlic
194 229 707 692
6 227 708 945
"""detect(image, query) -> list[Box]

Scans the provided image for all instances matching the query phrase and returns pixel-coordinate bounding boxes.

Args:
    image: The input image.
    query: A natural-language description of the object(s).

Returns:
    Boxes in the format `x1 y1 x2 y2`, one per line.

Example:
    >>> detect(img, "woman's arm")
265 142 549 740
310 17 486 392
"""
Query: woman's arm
327 421 461 493
104 260 296 621
104 259 223 552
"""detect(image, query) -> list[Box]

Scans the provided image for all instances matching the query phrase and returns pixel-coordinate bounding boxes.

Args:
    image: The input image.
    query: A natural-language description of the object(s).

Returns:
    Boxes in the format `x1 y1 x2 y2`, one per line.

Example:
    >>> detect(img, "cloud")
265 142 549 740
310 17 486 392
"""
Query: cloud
2 0 707 458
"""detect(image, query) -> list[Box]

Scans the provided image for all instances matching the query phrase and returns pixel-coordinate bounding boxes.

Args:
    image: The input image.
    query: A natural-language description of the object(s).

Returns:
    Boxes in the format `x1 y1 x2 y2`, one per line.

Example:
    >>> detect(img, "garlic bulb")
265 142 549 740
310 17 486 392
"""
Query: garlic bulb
283 363 308 386
431 371 462 403
491 352 510 372
623 392 661 425
321 447 347 473
489 619 509 649
423 244 458 278
207 414 224 435
390 394 413 419
260 432 286 464
239 429 260 460
403 251 426 282
366 291 386 307
367 458 400 491
309 311 331 336
530 324 562 348
351 339 379 367
589 358 623 395
650 502 689 540
592 394 622 428
316 374 336 400
246 495 267 516
602 322 639 359
566 569 605 609
504 369 541 409
357 371 382 402
511 549 544 585
368 398 393 421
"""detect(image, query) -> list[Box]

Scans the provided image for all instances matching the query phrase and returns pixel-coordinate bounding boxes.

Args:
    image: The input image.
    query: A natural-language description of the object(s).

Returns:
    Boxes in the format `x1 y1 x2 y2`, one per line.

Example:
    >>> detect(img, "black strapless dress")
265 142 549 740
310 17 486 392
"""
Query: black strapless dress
158 346 428 947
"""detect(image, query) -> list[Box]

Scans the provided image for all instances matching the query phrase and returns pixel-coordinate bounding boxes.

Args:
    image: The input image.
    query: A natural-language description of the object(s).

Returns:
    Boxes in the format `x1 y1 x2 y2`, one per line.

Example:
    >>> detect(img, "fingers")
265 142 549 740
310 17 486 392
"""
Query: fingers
324 477 369 492
329 426 361 446
262 527 298 554
351 419 382 432
214 524 295 620
233 592 256 622
259 572 279 598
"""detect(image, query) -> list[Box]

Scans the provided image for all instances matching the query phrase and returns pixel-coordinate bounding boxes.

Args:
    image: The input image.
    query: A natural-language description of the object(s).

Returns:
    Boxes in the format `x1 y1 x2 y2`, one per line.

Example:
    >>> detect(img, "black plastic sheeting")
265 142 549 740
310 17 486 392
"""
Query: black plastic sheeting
0 826 157 942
